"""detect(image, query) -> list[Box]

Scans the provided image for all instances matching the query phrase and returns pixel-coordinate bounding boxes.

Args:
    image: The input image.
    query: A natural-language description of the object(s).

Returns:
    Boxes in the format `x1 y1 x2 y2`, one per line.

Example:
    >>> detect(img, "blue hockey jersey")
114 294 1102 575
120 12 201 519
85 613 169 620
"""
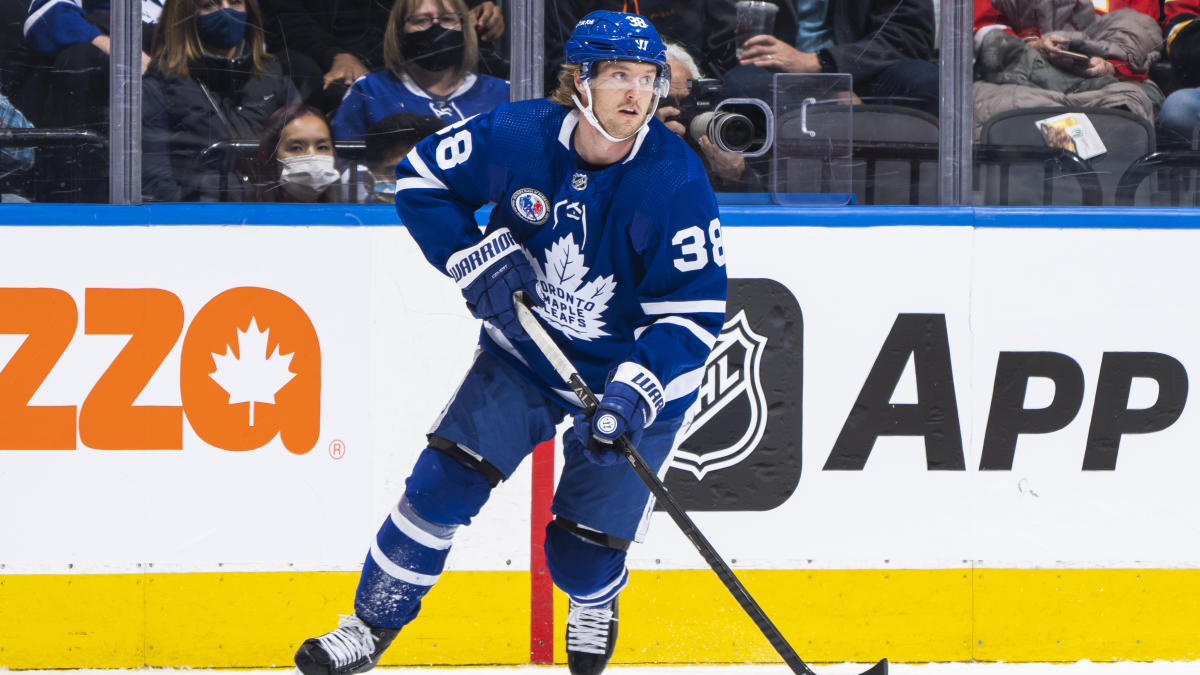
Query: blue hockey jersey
331 71 509 141
24 0 163 57
395 98 728 424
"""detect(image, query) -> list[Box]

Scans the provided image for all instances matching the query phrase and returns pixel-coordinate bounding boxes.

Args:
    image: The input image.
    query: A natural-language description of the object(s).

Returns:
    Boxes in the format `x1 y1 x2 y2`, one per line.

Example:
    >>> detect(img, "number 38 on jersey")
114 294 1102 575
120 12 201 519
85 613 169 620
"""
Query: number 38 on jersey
672 218 726 272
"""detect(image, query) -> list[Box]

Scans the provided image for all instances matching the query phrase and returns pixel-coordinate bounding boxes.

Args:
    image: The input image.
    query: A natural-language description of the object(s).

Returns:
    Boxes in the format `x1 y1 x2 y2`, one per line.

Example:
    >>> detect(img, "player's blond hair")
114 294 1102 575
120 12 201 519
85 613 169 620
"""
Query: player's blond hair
549 64 583 107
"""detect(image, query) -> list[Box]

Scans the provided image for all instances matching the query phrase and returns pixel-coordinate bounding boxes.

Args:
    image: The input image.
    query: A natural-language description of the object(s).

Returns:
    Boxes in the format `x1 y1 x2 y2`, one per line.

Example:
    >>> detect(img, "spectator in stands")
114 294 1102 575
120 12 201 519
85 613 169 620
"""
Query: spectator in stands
655 42 762 192
973 0 1164 136
253 103 347 202
330 0 508 142
142 0 298 201
363 112 446 203
1 92 36 202
544 1 739 90
732 0 939 115
1159 0 1200 147
261 0 508 113
20 0 161 130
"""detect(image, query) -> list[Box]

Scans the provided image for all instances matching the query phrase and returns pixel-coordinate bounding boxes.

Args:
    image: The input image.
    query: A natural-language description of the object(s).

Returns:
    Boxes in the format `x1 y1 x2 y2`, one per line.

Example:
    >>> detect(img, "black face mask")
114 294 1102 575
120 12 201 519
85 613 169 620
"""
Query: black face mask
401 25 465 72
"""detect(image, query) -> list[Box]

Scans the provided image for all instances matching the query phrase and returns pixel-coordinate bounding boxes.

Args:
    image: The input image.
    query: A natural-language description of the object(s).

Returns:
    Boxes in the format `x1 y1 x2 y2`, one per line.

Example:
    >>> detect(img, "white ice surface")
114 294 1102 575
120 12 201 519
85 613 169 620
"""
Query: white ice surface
7 664 1199 675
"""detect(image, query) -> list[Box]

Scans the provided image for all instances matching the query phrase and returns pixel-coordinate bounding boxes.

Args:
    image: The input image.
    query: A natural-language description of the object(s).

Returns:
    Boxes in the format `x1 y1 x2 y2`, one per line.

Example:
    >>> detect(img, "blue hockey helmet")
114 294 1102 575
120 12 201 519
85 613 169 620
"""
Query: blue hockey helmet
565 10 669 94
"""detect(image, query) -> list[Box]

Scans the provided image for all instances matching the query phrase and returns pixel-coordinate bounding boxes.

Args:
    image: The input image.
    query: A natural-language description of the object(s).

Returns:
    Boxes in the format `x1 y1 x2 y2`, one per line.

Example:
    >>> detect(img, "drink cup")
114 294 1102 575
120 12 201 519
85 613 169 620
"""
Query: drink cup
735 1 779 56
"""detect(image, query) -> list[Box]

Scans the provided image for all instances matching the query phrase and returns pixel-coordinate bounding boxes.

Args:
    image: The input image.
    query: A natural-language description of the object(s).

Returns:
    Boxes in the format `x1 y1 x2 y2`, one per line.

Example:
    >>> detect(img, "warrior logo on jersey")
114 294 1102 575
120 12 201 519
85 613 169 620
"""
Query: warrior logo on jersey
511 188 550 225
671 311 767 479
571 172 588 191
530 234 615 341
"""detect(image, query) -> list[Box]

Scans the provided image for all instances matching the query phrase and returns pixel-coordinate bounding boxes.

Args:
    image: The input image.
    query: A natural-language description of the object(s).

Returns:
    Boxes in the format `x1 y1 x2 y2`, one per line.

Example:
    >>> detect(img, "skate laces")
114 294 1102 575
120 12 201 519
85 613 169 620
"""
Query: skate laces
566 601 615 655
314 614 377 668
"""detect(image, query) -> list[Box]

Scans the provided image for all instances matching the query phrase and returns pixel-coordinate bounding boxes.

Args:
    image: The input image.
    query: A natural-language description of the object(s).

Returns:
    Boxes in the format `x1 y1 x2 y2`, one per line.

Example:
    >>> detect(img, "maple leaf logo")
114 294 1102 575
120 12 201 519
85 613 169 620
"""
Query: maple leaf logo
529 234 615 340
209 317 297 426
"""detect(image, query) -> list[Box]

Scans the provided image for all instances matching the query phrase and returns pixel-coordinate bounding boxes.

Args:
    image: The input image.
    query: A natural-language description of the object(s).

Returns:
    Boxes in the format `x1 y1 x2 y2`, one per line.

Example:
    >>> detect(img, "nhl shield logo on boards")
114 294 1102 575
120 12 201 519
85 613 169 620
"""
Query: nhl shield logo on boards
571 172 588 191
662 277 803 512
511 187 550 225
672 310 768 480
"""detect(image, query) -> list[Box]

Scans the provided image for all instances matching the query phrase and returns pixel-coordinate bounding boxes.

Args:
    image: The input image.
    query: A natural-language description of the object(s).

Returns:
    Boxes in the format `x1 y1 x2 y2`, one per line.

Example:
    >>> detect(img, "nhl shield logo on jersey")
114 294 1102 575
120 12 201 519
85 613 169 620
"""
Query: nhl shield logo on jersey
571 172 588 191
662 278 804 512
511 187 550 225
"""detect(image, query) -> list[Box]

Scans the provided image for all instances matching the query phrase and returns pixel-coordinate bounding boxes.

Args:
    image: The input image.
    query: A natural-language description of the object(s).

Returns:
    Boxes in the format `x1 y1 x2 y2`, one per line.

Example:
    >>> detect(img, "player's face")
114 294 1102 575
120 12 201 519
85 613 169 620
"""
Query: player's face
582 61 660 139
276 114 334 160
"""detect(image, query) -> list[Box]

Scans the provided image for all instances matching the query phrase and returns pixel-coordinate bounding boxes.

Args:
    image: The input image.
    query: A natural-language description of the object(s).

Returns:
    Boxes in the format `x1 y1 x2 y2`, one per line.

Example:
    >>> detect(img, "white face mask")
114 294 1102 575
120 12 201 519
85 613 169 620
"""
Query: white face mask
279 154 339 199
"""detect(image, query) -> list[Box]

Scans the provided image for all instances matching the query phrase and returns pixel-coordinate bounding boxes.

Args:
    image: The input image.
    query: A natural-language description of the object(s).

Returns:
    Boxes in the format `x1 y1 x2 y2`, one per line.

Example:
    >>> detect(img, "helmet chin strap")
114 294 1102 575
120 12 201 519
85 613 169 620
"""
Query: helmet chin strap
572 79 661 144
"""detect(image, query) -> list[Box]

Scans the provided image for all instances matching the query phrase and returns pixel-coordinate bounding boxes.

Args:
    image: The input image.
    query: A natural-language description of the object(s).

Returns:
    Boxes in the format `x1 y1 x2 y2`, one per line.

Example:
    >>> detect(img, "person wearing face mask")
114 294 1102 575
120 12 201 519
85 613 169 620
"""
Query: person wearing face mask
329 0 509 143
258 0 509 114
253 103 346 202
142 0 299 201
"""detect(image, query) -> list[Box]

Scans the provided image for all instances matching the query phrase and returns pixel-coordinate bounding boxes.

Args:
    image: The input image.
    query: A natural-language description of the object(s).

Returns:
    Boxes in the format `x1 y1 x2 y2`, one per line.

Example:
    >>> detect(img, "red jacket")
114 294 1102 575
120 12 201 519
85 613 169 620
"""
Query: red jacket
974 0 1159 80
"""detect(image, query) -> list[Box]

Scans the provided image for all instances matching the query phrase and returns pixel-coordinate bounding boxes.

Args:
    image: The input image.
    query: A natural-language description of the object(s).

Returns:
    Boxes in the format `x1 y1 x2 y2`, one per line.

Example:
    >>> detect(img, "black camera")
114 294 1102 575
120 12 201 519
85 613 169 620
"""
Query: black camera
672 78 772 156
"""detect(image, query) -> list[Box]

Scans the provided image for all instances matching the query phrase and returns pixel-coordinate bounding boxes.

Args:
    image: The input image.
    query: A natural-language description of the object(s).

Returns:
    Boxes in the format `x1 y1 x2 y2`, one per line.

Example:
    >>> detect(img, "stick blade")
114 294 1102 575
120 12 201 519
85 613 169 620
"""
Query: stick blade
854 658 889 675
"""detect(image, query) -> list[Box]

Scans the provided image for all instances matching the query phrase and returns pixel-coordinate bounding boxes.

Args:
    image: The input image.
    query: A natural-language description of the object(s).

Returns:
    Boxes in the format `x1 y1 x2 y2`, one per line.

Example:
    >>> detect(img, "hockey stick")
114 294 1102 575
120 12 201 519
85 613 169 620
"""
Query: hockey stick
513 292 888 675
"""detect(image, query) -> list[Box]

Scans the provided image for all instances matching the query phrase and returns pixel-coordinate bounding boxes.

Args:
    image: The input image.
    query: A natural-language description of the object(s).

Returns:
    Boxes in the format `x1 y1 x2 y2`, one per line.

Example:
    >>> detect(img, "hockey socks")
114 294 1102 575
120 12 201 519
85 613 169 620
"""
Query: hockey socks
545 520 628 606
353 494 457 627
353 447 494 628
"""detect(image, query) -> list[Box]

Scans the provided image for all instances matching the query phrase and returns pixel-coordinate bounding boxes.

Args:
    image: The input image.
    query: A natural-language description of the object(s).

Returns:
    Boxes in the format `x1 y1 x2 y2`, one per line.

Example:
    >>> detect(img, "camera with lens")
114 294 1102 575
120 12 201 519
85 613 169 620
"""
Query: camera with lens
672 78 773 156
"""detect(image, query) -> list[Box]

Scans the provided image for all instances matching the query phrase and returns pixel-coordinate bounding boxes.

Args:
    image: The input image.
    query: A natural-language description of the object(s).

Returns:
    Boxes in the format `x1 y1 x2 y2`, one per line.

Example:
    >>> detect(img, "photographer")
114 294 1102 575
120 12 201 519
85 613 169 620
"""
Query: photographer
656 43 763 192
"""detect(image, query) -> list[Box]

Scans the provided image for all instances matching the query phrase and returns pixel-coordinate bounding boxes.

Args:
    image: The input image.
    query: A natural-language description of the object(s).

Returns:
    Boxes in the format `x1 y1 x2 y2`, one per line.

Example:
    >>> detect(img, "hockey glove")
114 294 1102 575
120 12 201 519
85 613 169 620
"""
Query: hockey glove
447 228 541 341
571 381 651 466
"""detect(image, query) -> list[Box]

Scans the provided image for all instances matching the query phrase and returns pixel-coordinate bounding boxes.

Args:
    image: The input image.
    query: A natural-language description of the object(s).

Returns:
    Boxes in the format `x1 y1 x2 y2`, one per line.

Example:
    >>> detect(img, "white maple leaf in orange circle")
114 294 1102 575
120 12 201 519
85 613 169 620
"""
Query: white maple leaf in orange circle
209 317 296 426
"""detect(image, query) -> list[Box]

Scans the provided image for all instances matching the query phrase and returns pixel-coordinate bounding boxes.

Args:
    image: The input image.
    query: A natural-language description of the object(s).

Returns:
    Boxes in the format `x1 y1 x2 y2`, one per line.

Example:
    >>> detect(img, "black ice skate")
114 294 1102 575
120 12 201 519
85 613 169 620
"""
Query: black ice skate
294 614 399 675
565 597 618 675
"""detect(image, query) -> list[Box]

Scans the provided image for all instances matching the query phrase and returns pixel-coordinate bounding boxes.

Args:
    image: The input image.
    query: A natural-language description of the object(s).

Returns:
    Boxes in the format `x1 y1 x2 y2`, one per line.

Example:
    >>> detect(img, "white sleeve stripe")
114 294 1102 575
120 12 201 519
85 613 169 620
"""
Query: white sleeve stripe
641 300 726 315
404 146 448 191
369 541 440 587
389 504 454 550
395 176 448 192
664 364 707 402
24 0 79 37
642 316 717 349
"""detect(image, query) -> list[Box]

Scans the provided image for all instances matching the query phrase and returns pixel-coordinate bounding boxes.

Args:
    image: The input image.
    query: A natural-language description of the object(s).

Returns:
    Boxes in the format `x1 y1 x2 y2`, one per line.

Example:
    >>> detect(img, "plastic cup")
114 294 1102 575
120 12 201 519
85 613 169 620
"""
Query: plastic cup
735 1 779 56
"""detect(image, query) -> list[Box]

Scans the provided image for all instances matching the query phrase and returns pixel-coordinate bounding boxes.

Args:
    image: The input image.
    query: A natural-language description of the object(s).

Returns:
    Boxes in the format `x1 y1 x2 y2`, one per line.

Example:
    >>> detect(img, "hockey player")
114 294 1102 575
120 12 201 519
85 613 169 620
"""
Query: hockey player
293 10 727 675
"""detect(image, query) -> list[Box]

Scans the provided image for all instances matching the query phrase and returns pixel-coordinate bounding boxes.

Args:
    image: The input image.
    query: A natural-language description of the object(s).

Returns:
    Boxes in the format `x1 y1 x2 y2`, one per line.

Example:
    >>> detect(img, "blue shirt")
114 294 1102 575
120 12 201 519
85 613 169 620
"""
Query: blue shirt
394 99 728 423
331 70 509 141
793 0 836 53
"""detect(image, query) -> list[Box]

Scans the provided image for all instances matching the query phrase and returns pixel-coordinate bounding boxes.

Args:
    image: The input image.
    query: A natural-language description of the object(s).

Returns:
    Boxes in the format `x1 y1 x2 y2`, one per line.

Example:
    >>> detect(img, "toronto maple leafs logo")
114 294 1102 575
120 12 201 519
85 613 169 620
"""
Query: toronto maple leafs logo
511 187 550 225
529 234 615 340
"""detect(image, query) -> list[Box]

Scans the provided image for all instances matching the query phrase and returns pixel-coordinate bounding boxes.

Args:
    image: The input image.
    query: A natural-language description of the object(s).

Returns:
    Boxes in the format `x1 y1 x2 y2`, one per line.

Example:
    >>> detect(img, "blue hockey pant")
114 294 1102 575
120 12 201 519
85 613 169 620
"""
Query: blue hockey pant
354 349 685 627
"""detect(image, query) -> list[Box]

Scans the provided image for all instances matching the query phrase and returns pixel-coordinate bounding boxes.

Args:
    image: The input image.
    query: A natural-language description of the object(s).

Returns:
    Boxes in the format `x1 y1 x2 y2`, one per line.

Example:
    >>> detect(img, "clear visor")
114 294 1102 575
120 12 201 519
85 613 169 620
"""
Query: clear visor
584 61 670 97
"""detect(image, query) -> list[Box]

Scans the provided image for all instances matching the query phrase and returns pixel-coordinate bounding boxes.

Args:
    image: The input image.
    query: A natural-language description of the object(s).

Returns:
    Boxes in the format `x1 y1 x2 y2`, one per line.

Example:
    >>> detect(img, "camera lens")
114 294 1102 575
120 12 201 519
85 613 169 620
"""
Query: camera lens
710 112 754 152
686 112 712 146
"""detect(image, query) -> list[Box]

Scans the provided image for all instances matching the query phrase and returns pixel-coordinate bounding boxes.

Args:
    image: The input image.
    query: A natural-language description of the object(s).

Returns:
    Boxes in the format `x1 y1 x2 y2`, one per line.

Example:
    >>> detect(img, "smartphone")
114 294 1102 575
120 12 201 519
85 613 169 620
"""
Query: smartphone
1056 49 1092 65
